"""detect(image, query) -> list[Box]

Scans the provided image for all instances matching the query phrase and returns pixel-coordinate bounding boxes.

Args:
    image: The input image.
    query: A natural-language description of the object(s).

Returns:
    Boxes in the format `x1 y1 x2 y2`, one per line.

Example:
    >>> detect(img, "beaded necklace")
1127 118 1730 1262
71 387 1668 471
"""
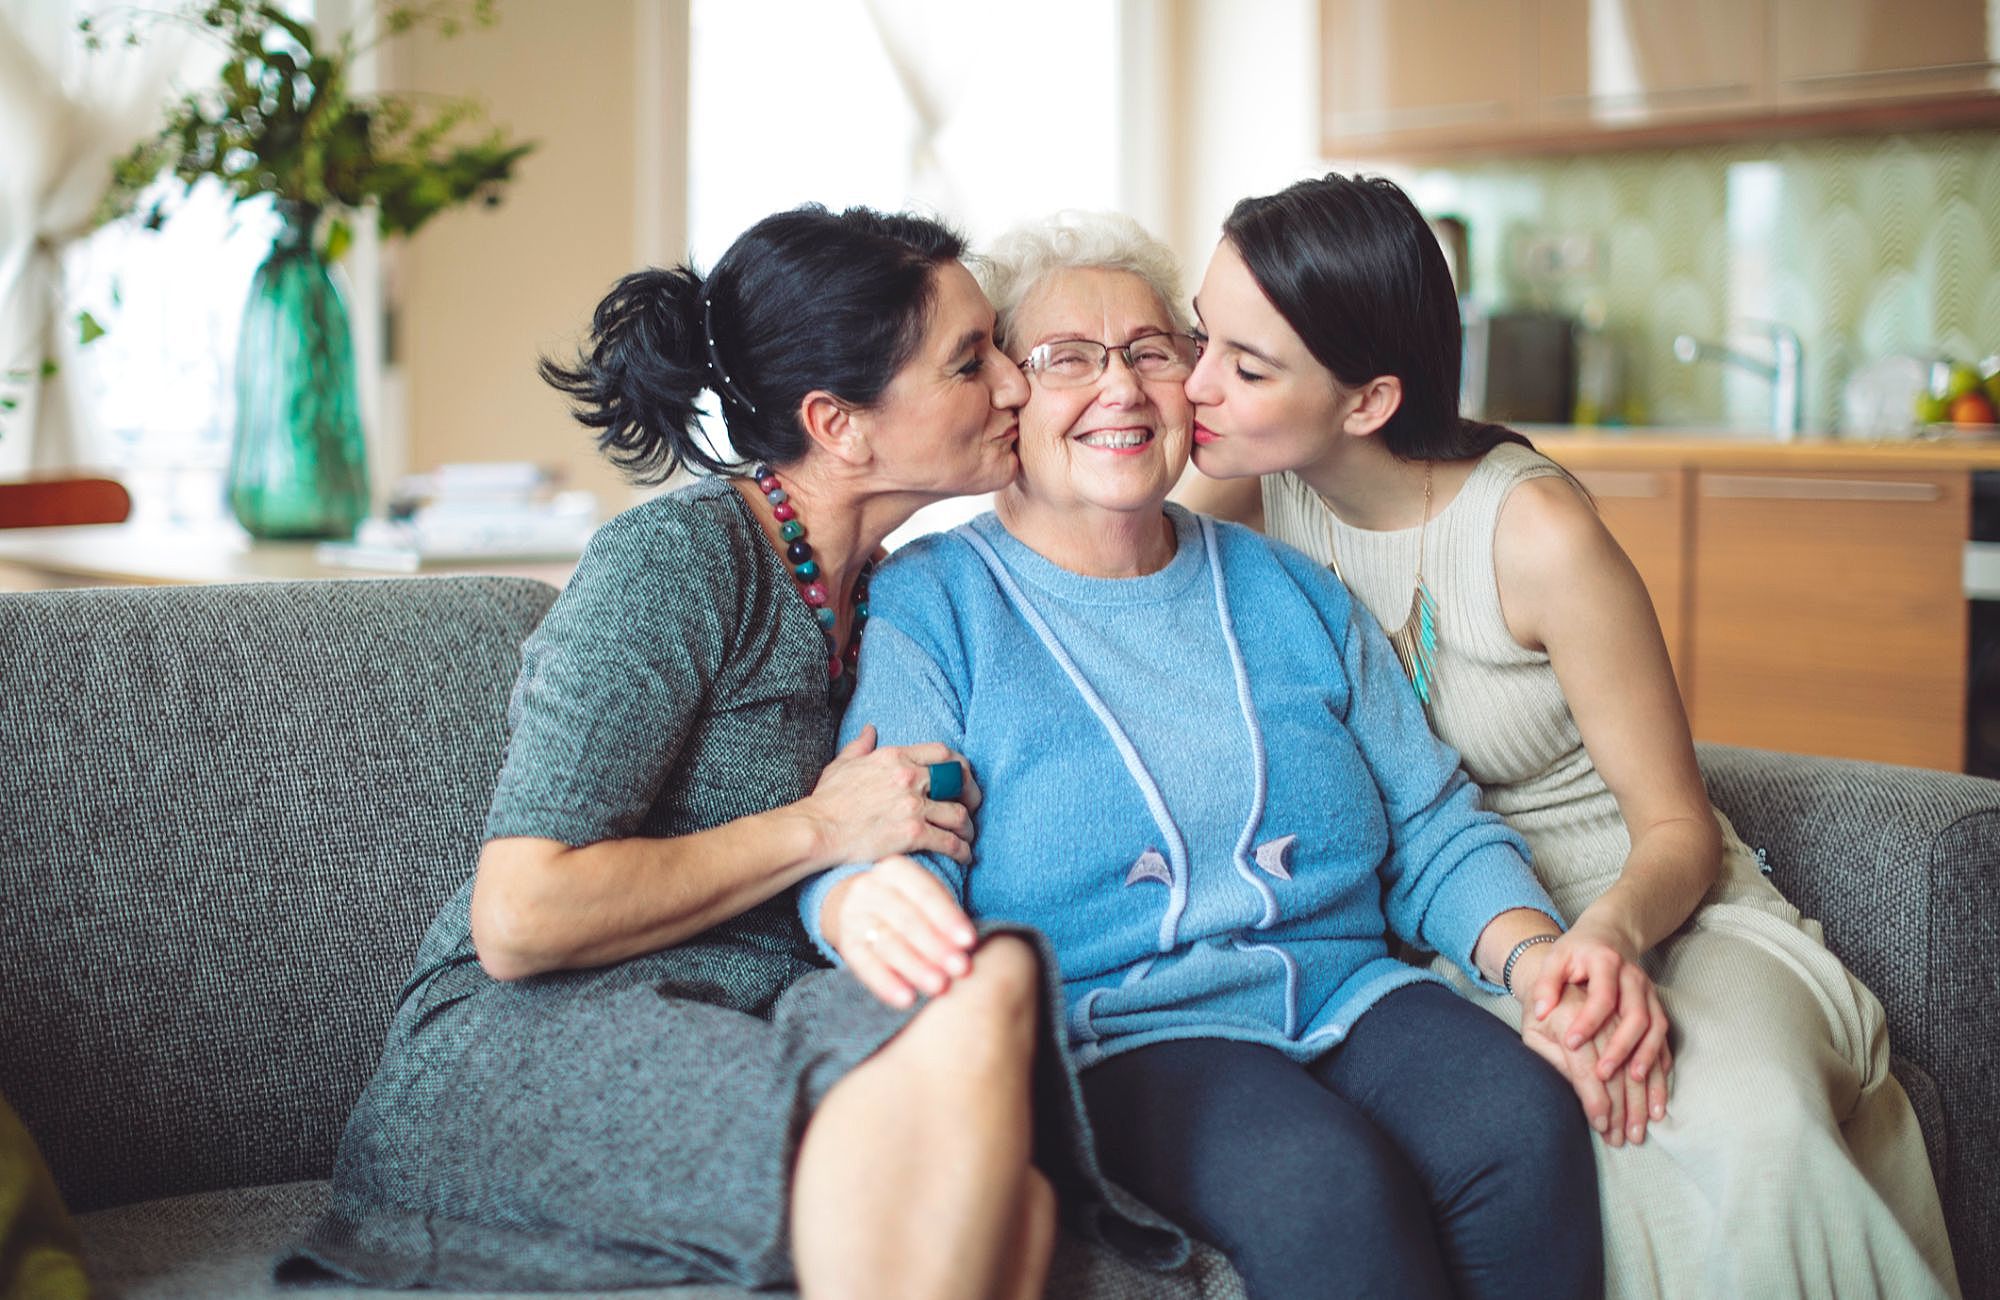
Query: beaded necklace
750 462 870 701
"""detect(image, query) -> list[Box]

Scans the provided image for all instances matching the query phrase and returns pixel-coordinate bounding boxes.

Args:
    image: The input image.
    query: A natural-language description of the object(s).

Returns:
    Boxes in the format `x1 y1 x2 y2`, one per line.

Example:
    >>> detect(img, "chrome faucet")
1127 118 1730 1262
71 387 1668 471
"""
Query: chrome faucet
1672 322 1803 439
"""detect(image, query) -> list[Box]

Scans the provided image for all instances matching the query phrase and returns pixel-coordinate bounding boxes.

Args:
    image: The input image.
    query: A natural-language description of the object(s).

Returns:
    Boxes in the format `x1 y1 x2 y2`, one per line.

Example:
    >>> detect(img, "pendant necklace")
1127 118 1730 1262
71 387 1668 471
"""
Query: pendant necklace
1322 460 1439 711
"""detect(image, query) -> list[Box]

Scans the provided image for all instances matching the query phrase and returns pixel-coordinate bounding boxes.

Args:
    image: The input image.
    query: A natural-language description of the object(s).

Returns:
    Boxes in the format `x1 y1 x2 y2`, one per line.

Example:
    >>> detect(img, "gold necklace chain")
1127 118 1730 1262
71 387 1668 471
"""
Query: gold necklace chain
1320 460 1439 711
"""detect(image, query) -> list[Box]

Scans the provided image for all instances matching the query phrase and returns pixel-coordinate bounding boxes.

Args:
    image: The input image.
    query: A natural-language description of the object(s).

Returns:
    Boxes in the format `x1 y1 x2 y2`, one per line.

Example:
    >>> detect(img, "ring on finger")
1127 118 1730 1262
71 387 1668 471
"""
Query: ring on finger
863 925 882 947
925 760 964 802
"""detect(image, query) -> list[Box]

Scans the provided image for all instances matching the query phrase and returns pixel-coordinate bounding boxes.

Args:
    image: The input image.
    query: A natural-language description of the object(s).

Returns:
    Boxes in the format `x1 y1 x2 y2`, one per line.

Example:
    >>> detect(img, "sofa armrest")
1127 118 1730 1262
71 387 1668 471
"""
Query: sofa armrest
1695 742 2000 1297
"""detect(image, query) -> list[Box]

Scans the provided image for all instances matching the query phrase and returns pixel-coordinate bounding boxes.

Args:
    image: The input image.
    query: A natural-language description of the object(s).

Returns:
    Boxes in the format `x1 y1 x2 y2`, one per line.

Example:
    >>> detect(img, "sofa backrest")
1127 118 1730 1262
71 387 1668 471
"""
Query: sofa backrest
0 576 556 1213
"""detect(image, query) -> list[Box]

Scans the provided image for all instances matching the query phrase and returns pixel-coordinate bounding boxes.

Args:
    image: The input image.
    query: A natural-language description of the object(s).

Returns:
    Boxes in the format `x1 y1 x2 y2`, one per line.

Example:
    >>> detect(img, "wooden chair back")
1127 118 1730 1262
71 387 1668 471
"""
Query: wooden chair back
0 478 132 529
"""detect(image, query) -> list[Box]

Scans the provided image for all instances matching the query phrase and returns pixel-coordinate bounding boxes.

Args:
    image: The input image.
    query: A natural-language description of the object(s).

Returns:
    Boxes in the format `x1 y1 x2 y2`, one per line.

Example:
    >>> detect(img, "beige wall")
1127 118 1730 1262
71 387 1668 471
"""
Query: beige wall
386 0 688 507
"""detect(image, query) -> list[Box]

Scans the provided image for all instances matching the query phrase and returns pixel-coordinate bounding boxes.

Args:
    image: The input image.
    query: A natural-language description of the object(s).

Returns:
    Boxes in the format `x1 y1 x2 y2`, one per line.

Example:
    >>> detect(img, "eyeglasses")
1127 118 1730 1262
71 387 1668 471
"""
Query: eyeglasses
1016 332 1201 389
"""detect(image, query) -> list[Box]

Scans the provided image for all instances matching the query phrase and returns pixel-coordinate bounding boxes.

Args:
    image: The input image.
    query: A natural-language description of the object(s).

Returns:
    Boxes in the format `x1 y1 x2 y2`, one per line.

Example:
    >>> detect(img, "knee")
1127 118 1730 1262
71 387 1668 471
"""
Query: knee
908 934 1039 1070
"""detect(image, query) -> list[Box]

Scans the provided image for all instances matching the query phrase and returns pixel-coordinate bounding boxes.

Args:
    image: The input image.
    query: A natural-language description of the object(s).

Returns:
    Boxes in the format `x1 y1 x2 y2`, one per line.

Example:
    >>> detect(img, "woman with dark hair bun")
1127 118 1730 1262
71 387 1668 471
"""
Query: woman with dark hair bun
285 204 1181 1298
1177 173 1958 1299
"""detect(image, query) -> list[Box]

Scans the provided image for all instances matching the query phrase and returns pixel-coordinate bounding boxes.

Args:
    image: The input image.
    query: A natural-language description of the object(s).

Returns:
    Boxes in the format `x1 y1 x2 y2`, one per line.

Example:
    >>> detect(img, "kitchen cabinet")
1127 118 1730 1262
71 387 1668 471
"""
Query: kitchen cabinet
1320 0 1532 153
1321 0 2000 158
1688 470 1968 770
1536 0 1766 129
1571 466 1692 691
1771 0 2000 108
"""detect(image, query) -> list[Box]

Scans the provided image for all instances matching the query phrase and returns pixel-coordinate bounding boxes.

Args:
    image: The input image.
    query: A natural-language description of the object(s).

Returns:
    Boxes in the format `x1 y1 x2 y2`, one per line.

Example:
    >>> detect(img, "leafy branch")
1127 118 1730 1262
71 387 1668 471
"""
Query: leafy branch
85 1 535 247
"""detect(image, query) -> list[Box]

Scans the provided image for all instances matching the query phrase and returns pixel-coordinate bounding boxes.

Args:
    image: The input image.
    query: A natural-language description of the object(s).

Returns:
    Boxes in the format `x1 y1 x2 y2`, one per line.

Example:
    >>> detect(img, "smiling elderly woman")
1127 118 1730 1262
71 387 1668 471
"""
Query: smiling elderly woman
797 212 1609 1300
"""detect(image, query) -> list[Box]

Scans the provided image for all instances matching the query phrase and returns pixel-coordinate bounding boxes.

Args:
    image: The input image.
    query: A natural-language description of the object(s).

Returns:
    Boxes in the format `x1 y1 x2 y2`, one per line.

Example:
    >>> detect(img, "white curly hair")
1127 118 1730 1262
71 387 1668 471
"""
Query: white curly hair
974 210 1190 351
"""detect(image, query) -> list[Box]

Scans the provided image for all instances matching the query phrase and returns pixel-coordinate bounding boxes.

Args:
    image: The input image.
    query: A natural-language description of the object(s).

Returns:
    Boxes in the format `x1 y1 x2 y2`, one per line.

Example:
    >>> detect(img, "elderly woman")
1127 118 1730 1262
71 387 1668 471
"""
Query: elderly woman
799 213 1607 1300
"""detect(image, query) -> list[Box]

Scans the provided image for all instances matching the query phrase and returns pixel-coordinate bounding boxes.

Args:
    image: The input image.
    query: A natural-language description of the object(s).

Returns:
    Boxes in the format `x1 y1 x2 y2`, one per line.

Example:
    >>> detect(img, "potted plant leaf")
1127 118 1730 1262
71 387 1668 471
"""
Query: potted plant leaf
88 0 535 539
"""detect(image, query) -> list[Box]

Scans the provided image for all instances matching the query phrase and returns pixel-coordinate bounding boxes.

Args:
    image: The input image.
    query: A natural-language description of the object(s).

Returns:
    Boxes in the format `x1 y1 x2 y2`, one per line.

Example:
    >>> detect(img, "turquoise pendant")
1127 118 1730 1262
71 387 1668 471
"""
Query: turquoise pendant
1388 577 1439 710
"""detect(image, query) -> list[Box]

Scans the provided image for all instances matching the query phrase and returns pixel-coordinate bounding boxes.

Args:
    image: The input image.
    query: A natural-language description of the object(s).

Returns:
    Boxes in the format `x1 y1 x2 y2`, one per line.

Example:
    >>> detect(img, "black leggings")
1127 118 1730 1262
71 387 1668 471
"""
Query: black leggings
1081 982 1603 1300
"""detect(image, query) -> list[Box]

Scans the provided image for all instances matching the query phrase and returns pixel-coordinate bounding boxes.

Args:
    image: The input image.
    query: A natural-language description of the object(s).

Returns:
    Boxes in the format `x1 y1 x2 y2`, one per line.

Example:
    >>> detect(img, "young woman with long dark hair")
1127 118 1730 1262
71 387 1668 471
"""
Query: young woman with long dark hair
1174 172 1958 1299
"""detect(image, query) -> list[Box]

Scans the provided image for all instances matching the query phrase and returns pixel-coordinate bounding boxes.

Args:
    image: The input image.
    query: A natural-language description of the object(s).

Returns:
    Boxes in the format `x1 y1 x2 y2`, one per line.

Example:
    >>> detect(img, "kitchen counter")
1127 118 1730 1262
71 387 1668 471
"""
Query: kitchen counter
1525 427 2000 471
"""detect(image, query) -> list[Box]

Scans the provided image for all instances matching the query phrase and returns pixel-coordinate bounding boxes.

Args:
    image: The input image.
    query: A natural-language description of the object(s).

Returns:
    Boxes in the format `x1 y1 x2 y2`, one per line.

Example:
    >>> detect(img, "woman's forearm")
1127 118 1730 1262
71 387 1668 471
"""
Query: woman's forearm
1573 815 1721 957
471 803 829 980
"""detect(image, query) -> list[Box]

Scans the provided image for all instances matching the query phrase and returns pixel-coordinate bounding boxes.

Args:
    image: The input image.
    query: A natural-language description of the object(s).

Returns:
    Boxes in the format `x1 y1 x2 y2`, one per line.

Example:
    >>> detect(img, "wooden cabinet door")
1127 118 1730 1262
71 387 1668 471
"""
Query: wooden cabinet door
1572 466 1692 698
1320 0 1531 154
1537 0 1767 128
1771 0 1999 106
1689 470 1969 770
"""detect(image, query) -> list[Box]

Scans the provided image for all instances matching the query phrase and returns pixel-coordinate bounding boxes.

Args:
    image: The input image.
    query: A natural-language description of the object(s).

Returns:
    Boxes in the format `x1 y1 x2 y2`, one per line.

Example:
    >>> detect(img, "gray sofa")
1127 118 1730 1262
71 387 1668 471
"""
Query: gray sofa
0 577 1992 1299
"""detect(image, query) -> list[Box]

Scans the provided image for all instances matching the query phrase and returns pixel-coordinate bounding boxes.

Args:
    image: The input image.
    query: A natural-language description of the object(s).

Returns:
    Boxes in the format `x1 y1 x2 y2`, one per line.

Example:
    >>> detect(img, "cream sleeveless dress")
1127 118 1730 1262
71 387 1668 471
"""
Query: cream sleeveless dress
1263 443 1958 1300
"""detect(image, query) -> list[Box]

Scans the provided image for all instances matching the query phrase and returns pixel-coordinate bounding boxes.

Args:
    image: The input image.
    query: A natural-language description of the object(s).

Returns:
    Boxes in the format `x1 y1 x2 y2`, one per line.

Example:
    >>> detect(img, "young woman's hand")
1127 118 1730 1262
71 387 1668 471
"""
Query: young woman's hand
823 856 978 1008
1525 919 1673 1086
1519 980 1671 1146
798 725 982 870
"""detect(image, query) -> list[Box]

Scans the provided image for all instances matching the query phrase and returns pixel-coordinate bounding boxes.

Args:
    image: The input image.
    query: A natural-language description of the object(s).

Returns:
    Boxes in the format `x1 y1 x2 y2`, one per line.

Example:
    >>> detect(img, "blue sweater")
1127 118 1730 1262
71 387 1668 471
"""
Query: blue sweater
800 507 1560 1067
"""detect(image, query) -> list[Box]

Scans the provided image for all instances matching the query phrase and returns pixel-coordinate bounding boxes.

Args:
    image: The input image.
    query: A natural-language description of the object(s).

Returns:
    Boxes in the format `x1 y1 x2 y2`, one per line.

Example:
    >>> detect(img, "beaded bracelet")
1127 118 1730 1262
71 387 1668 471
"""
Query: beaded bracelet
1501 932 1559 996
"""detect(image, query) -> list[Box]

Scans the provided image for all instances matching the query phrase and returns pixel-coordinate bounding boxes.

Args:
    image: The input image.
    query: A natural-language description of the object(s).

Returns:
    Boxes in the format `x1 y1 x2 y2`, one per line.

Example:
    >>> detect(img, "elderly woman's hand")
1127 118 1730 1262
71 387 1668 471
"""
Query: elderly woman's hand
798 725 983 871
823 856 978 1008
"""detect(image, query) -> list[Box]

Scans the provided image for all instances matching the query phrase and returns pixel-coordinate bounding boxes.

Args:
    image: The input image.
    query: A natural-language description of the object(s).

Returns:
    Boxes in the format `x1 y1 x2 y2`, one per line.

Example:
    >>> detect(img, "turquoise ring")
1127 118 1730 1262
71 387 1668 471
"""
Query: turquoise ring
926 761 964 802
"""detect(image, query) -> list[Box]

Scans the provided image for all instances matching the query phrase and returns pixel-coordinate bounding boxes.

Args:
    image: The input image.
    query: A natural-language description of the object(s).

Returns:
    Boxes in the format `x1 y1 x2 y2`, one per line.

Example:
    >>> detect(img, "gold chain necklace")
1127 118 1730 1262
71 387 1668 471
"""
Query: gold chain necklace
1320 460 1439 711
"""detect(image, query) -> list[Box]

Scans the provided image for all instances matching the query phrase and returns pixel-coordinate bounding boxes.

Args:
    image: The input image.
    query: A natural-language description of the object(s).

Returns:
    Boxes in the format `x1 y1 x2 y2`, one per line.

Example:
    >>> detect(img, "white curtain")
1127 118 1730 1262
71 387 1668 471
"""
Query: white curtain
0 2 195 476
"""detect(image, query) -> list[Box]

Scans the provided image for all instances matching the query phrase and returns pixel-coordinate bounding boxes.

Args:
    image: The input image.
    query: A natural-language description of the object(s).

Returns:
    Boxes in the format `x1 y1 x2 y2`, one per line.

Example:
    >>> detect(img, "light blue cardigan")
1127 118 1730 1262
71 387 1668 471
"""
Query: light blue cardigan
801 507 1560 1067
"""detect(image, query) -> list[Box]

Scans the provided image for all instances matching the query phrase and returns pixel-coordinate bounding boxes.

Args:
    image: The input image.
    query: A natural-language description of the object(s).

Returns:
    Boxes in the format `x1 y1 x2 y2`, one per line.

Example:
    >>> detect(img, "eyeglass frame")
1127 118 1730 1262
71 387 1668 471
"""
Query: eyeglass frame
1013 331 1205 388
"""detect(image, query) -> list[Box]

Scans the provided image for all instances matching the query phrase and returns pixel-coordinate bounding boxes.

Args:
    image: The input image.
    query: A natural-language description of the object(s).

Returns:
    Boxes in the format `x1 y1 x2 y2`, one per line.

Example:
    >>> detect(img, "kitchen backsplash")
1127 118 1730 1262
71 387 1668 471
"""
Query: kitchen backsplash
1402 128 2000 433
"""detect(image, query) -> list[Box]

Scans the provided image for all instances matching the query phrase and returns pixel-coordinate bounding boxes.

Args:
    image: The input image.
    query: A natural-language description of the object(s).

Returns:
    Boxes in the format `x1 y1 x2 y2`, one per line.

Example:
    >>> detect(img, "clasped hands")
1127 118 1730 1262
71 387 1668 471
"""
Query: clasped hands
1513 922 1675 1147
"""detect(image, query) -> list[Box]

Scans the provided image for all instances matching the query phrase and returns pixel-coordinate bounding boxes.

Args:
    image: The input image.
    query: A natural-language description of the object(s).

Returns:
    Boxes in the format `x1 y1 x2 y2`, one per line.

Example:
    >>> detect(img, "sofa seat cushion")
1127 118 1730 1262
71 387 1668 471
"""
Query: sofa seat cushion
76 1181 1243 1299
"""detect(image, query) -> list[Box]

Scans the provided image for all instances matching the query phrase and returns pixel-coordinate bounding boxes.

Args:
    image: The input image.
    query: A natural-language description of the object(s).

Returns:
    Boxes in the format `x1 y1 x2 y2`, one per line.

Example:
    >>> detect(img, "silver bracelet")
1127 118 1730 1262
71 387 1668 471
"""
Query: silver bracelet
1501 933 1559 996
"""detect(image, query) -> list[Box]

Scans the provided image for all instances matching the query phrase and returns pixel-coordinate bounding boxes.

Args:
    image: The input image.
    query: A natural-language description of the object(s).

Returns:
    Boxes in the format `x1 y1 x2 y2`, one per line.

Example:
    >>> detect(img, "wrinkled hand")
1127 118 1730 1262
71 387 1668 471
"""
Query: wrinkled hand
825 856 977 1008
800 725 983 870
1526 921 1672 1086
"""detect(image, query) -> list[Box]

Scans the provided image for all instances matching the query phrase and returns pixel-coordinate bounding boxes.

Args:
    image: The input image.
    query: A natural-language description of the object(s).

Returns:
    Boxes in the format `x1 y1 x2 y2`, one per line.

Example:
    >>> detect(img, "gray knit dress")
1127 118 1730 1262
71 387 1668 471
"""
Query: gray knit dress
283 477 1186 1291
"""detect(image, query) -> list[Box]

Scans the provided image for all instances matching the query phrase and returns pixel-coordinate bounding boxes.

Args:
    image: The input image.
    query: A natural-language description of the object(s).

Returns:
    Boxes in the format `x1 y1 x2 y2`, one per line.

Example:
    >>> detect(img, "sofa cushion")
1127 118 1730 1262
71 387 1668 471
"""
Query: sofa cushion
78 1181 1243 1300
0 578 558 1214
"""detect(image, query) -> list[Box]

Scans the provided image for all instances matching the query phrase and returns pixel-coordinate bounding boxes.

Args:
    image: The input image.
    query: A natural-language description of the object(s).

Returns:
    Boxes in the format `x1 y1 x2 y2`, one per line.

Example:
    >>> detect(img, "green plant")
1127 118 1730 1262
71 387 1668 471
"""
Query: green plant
0 1 537 441
88 0 536 255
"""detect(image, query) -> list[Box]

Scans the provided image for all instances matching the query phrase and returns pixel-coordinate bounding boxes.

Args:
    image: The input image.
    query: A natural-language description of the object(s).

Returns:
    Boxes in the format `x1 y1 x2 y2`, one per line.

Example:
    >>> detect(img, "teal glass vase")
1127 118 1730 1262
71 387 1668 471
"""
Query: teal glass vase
226 201 370 539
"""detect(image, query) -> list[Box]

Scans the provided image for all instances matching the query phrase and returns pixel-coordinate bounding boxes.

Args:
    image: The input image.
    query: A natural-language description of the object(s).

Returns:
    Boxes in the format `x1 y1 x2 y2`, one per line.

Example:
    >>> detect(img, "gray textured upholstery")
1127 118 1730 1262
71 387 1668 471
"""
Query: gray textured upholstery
0 578 554 1213
75 1180 1242 1300
1697 741 2000 1300
0 578 1988 1298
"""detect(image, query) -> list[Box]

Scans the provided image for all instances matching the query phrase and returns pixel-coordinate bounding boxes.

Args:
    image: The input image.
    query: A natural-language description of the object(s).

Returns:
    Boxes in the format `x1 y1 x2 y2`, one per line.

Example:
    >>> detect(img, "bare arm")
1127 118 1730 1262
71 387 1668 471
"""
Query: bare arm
1494 475 1724 959
472 728 976 980
1170 463 1264 529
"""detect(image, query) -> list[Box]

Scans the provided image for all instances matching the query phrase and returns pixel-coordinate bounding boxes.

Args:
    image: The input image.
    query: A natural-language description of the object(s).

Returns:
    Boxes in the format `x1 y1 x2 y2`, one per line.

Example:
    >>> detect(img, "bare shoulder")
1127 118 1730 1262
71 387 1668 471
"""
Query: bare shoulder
1493 471 1640 648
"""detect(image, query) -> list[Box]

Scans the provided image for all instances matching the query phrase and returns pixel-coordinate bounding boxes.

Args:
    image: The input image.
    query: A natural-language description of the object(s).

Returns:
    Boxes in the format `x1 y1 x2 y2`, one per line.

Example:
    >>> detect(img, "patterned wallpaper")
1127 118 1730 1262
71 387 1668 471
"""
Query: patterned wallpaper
1403 128 2000 434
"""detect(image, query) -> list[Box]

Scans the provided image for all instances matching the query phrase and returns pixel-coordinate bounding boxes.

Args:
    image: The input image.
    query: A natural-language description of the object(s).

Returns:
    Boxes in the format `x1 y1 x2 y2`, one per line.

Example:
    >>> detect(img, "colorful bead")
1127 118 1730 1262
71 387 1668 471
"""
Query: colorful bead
747 466 875 695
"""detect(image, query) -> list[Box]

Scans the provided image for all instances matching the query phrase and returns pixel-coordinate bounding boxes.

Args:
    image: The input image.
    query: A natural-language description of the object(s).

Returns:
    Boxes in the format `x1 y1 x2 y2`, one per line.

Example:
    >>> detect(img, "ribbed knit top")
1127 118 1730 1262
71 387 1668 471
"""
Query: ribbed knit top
1263 443 1766 920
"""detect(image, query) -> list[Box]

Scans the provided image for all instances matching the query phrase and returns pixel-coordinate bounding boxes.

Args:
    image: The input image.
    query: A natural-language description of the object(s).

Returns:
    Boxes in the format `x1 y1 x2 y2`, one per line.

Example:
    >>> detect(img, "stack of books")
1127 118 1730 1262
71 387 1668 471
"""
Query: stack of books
315 463 599 572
